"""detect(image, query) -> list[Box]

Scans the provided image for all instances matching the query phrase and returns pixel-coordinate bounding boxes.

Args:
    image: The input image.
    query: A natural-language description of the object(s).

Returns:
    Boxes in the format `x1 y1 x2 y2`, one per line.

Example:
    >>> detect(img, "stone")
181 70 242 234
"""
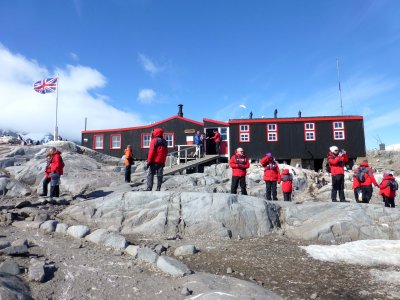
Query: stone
137 247 158 264
55 223 69 234
181 287 191 296
226 267 233 274
34 213 49 222
13 220 43 229
28 259 45 282
0 240 11 250
15 200 32 209
0 273 33 300
156 256 192 277
85 229 127 250
0 244 29 256
174 245 198 256
40 220 58 233
0 260 21 275
154 244 167 255
11 239 28 247
125 245 139 258
67 225 90 238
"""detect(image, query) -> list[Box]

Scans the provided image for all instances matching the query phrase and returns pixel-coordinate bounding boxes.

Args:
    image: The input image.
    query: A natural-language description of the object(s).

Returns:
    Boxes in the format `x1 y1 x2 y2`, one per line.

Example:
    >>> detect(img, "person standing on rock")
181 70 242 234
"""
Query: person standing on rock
260 153 281 200
49 147 64 199
210 129 221 155
146 128 168 191
229 147 250 195
39 151 53 196
327 146 349 202
281 169 293 201
379 173 397 208
356 161 378 203
124 145 134 183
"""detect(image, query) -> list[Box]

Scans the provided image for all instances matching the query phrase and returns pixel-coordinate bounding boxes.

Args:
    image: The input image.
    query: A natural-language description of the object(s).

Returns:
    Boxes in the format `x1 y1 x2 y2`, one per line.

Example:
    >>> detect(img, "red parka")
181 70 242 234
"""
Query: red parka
44 156 52 179
260 155 281 182
379 174 397 198
50 151 64 175
147 128 168 165
124 147 133 166
357 161 378 187
229 154 250 177
211 131 221 143
327 151 348 175
281 169 293 193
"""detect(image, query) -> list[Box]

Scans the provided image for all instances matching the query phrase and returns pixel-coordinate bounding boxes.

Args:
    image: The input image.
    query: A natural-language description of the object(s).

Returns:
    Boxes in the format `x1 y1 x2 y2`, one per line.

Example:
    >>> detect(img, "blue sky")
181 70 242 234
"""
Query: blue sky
0 0 399 149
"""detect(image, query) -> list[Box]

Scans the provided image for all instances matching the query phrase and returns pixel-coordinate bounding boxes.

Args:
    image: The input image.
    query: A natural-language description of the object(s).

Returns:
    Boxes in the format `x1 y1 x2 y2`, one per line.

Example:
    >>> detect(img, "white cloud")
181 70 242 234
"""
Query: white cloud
0 44 145 142
137 89 156 104
138 53 160 76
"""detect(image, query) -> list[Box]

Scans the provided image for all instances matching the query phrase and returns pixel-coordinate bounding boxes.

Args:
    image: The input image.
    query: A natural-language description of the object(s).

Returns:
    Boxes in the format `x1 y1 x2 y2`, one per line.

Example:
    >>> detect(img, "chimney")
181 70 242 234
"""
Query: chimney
274 109 278 118
298 110 302 118
178 104 183 117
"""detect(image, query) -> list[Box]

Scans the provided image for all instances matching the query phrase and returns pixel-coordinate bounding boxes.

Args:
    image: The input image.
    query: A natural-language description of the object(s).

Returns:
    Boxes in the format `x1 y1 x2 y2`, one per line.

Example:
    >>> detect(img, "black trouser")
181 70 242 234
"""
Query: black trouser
383 195 395 208
361 185 373 203
331 174 345 202
215 142 220 155
231 176 247 195
125 165 132 182
50 172 60 198
354 187 360 202
42 177 51 196
265 181 278 200
283 192 292 201
147 163 164 191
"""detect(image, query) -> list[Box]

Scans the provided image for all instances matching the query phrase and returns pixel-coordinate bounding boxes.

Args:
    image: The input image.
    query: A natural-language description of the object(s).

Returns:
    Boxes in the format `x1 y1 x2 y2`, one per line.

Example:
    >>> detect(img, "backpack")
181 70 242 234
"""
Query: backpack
389 180 399 191
357 167 368 183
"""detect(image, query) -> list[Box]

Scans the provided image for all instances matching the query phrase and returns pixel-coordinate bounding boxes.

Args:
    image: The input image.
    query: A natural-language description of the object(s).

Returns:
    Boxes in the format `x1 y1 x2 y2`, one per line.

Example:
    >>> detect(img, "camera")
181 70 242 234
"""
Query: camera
340 149 346 155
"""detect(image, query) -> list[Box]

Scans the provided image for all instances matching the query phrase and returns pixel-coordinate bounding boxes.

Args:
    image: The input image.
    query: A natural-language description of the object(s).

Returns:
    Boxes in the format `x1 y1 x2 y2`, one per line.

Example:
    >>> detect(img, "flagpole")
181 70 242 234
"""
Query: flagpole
54 75 59 141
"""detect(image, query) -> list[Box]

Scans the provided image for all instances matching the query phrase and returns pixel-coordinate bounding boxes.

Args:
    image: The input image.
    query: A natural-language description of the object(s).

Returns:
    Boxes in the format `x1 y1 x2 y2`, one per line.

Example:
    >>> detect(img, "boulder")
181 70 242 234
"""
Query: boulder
67 225 90 238
0 273 33 300
156 256 192 277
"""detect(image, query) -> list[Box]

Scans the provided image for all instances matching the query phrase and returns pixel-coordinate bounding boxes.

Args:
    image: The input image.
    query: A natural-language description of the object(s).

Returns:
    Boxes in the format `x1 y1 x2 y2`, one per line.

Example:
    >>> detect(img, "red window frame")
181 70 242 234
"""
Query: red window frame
239 124 250 142
266 123 278 142
163 132 174 148
141 133 152 148
110 134 122 149
332 121 346 140
304 122 316 141
93 134 104 150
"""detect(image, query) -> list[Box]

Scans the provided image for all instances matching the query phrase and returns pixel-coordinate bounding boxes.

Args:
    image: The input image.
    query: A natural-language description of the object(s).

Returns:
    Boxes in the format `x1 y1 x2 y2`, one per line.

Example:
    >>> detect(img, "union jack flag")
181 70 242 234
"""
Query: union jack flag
33 77 58 94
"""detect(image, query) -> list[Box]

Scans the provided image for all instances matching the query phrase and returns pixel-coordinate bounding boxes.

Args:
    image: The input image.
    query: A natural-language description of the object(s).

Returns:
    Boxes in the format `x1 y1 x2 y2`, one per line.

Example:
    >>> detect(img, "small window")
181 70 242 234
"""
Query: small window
267 132 278 142
334 130 345 140
240 133 250 142
239 124 249 132
333 121 344 129
164 133 174 148
305 131 316 141
305 123 315 130
142 133 151 148
94 135 104 149
110 134 121 149
267 124 277 131
220 128 228 141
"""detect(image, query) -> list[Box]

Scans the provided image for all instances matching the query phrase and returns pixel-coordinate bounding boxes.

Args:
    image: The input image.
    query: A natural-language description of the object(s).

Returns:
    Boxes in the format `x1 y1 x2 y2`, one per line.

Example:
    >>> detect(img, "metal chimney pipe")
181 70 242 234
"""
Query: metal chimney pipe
178 104 183 117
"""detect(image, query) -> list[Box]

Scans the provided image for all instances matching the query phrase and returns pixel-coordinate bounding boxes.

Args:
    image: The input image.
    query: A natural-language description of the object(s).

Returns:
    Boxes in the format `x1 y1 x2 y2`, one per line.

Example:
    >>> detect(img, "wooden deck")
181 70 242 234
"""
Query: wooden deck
163 154 219 175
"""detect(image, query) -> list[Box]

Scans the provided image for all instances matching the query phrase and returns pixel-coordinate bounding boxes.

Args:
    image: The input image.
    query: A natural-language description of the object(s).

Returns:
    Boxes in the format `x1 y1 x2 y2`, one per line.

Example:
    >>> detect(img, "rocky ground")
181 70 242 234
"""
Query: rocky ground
1 142 400 299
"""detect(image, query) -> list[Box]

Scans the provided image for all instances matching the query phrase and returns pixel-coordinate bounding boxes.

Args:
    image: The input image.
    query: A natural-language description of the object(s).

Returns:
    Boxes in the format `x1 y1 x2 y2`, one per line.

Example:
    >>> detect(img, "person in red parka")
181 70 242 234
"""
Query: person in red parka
356 161 378 203
229 147 250 195
146 128 168 191
379 173 397 208
281 169 293 201
210 129 221 155
49 147 64 199
352 171 361 202
327 146 349 202
124 145 134 183
39 151 53 196
260 153 281 200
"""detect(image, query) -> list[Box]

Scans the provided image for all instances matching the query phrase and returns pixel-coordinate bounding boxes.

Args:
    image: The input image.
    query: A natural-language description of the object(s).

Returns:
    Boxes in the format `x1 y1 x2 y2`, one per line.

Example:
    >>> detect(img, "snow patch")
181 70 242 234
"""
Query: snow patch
301 240 400 266
370 269 400 284
386 144 400 151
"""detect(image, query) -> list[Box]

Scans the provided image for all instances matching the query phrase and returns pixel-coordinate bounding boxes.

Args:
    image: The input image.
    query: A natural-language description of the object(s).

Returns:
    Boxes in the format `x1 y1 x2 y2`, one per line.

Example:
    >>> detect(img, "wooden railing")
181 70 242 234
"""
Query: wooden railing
166 145 200 168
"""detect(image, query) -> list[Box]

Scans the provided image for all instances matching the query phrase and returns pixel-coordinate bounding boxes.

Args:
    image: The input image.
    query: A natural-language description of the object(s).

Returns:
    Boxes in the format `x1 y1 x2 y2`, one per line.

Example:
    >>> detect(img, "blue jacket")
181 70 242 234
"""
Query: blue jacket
194 134 201 145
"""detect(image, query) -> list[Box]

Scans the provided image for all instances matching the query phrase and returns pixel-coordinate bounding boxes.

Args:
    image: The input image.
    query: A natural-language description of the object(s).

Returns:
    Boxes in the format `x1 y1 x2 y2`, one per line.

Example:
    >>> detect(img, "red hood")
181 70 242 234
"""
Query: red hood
153 128 164 138
384 174 395 180
282 169 290 175
360 161 369 167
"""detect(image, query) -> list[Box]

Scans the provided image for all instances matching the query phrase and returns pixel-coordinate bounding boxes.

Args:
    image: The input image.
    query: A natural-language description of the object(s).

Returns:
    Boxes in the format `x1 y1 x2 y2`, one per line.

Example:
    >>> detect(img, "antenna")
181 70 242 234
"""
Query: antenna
336 58 343 115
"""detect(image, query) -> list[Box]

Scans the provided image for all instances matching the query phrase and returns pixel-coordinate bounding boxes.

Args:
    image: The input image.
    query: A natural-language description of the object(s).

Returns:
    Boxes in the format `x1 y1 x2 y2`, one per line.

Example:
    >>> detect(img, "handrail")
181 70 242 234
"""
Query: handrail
167 145 200 168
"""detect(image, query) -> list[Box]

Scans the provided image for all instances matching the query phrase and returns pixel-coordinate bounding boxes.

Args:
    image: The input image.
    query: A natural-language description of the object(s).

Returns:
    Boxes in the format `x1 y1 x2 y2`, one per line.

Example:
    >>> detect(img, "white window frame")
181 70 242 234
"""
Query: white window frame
305 131 316 141
239 124 249 132
334 130 345 140
333 121 344 129
267 124 277 132
220 127 228 141
94 135 103 149
110 134 121 149
164 133 174 148
267 132 278 141
240 133 250 142
142 133 151 148
305 123 315 130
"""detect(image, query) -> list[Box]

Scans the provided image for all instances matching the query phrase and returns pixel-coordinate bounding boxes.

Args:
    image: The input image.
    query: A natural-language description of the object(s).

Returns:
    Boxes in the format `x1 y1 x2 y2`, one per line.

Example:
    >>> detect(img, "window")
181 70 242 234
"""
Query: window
164 133 174 148
305 131 316 141
334 130 345 140
267 132 278 141
304 122 316 141
266 123 278 142
267 124 277 131
110 134 121 149
220 128 228 141
141 133 151 148
239 124 250 142
304 123 315 130
93 134 104 149
333 121 346 140
333 121 344 129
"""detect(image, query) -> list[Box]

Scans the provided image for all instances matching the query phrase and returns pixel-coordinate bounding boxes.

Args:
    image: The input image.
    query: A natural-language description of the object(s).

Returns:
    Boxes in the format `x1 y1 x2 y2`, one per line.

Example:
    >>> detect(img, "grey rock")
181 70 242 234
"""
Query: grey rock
0 245 29 256
55 223 69 234
181 287 191 296
11 239 28 247
39 220 58 233
226 267 233 274
137 247 158 264
0 273 33 300
125 245 139 258
154 244 167 255
85 229 127 250
28 259 45 282
156 256 192 277
67 225 90 238
174 245 198 256
0 240 11 250
15 200 32 209
13 221 43 229
0 260 21 275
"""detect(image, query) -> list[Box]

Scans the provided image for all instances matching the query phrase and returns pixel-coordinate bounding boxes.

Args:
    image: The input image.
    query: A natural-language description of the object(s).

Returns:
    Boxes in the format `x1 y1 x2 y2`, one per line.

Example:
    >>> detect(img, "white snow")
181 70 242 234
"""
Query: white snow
386 144 400 151
370 269 400 284
301 240 400 266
